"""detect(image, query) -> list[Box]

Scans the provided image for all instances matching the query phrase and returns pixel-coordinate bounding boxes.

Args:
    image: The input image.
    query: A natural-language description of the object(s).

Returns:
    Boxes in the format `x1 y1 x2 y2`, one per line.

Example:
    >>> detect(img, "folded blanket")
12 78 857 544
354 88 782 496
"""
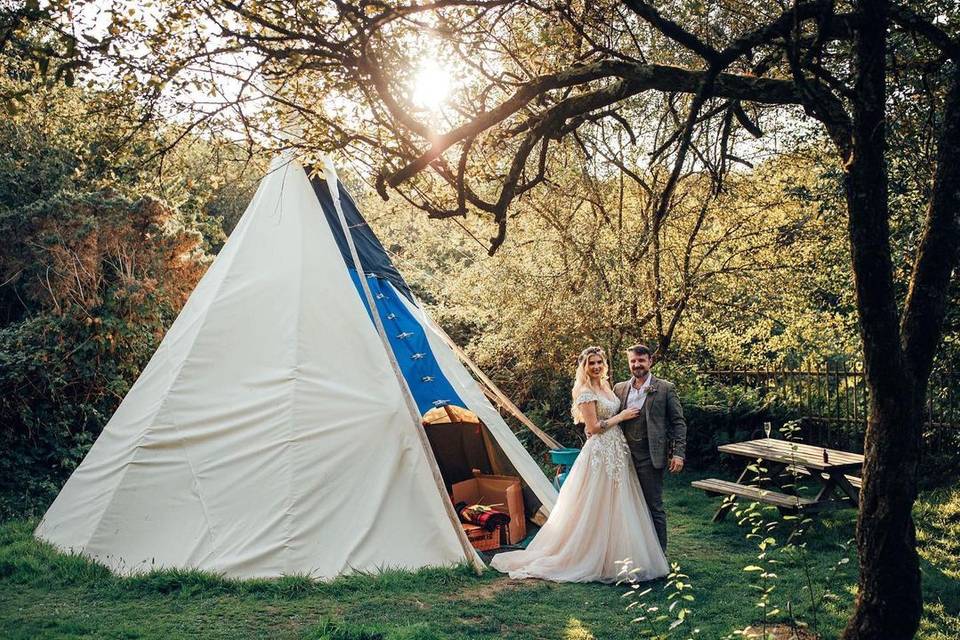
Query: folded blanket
455 501 511 531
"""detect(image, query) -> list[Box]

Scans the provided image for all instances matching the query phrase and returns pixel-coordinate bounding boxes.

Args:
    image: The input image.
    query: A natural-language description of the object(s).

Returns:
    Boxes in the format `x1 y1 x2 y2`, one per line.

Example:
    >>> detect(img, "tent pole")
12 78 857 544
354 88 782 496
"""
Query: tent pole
479 387 563 450
427 321 563 450
321 160 484 575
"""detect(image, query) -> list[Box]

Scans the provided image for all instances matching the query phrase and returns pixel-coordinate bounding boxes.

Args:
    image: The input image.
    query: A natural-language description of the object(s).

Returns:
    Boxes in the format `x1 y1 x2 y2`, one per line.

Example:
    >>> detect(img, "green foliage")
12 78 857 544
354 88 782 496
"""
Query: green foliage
618 561 699 639
0 75 262 520
359 147 887 443
0 191 204 519
0 2 94 112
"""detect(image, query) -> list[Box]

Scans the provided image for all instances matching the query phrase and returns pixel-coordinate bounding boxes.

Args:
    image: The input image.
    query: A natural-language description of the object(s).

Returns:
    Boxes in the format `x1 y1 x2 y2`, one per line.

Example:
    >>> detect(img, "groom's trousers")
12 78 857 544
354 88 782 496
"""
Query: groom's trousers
634 458 667 552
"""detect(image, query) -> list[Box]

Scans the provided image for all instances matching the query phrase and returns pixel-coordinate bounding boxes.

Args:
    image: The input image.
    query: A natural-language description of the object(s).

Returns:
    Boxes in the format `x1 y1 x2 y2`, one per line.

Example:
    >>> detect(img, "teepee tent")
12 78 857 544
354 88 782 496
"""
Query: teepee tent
35 154 557 579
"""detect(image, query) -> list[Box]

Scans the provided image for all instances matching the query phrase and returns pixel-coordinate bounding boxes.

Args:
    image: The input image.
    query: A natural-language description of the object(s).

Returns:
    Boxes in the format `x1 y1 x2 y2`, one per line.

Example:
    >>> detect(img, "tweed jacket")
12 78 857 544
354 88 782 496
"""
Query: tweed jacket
613 375 687 469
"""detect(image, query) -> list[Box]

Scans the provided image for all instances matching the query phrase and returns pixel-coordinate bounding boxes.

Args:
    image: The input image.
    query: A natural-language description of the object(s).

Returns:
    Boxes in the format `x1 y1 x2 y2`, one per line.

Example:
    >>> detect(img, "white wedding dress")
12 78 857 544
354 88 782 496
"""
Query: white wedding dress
490 390 669 583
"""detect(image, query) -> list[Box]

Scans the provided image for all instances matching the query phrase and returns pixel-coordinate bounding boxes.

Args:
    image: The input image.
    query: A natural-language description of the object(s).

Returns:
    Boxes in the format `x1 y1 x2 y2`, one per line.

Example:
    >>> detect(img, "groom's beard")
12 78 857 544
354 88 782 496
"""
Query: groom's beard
631 367 649 379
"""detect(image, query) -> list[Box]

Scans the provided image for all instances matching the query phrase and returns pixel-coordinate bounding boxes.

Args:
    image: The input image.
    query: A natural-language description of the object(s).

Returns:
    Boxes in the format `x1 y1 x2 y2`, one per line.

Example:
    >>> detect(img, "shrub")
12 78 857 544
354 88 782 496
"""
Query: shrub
0 192 210 520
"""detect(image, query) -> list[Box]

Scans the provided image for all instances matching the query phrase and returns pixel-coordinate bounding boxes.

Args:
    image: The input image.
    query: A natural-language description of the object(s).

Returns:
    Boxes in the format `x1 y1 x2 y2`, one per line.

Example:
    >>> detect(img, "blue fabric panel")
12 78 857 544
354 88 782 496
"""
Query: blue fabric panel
348 272 464 415
306 167 414 301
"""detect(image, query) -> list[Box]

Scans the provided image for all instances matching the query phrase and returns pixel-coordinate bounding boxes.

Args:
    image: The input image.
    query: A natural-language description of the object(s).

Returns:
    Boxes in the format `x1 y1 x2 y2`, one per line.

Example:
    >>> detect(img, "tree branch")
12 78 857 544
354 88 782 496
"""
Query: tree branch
900 68 960 383
387 62 805 188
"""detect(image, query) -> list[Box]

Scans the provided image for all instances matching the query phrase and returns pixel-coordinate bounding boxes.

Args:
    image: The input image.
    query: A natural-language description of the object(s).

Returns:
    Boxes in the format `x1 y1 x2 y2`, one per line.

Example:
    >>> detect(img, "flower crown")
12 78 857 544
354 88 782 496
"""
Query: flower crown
577 346 606 364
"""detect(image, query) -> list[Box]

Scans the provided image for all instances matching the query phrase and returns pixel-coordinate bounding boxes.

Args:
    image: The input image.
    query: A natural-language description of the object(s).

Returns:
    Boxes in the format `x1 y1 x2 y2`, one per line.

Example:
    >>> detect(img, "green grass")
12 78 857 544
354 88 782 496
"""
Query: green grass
1 473 957 639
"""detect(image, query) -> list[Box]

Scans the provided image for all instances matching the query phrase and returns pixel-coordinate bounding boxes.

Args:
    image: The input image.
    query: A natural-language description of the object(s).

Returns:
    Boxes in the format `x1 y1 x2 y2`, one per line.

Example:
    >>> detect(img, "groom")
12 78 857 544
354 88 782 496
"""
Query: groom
613 344 687 552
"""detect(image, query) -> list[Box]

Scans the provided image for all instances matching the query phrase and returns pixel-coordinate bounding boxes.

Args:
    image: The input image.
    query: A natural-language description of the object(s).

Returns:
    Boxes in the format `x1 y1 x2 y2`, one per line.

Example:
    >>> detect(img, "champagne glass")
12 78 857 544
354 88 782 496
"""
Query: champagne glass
763 421 772 439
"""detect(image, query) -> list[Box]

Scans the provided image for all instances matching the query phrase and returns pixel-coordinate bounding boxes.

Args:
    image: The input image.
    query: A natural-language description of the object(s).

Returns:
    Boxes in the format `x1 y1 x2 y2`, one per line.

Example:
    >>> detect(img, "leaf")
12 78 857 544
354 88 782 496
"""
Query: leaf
743 565 763 571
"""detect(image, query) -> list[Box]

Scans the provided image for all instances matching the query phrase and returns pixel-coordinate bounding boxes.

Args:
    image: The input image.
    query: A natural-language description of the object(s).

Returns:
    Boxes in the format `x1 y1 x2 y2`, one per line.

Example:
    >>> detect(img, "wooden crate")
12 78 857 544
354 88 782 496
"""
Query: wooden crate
462 523 504 551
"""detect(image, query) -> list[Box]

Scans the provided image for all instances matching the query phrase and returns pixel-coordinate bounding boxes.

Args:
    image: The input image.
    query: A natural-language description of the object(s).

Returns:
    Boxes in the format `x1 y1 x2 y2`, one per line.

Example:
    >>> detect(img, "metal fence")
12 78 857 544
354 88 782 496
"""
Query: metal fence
699 364 960 454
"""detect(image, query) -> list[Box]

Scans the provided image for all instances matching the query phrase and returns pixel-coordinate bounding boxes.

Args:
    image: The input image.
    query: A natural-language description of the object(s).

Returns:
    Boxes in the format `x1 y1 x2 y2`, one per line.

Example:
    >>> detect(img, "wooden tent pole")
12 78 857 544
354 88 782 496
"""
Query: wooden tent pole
428 323 563 450
321 159 484 575
477 387 563 450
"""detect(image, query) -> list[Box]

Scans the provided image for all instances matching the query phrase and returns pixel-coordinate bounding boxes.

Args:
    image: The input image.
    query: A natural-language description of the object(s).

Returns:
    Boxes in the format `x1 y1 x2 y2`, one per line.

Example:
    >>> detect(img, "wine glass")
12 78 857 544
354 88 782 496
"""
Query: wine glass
763 421 772 439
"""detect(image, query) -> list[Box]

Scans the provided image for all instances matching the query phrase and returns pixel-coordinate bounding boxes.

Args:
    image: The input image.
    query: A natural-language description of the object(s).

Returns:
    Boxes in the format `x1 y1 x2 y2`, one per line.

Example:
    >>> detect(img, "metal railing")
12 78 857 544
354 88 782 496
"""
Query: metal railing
699 364 959 453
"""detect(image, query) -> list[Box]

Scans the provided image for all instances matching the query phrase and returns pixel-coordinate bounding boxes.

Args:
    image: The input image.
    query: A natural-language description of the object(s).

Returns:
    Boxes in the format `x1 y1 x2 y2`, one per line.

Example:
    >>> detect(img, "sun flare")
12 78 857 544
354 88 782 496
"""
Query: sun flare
412 60 452 110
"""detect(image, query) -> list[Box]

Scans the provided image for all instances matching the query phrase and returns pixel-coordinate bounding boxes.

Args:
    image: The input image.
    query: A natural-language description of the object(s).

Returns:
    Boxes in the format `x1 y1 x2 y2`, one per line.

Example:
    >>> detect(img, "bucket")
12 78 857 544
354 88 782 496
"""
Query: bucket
549 447 581 490
549 447 581 466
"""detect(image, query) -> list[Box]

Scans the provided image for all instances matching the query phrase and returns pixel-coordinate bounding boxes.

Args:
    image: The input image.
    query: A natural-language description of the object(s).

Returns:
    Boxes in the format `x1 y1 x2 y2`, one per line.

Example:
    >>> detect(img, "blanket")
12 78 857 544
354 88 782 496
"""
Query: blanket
455 502 511 531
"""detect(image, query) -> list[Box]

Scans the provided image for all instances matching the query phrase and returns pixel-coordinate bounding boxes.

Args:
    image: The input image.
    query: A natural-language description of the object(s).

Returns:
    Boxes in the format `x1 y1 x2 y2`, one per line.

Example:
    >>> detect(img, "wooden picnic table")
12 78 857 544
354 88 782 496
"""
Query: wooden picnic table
692 438 864 522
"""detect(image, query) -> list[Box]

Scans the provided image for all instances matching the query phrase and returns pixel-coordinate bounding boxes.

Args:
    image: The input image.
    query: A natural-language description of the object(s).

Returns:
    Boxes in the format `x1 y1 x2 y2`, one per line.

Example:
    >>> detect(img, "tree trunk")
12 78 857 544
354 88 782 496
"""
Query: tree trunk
841 1 923 637
844 395 923 639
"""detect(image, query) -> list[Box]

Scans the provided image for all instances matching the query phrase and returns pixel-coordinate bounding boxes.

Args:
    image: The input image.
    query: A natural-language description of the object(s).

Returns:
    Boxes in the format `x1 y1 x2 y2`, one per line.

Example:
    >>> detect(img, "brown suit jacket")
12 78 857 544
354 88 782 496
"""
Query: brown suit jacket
613 375 687 469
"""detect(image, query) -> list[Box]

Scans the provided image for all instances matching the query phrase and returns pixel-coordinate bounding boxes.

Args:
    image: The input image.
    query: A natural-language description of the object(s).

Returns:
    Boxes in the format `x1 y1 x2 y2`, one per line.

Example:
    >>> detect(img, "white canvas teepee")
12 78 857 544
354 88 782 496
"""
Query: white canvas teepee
35 155 557 579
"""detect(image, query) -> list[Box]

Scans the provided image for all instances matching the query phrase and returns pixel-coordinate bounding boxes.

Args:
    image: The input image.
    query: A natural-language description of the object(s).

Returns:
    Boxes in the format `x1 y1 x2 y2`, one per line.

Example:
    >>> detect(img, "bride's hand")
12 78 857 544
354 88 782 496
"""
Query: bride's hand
615 407 641 423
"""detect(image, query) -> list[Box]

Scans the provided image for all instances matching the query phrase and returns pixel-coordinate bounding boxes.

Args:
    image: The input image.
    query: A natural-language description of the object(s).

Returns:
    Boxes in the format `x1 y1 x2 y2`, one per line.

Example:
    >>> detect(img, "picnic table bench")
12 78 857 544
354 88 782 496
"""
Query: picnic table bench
692 438 864 522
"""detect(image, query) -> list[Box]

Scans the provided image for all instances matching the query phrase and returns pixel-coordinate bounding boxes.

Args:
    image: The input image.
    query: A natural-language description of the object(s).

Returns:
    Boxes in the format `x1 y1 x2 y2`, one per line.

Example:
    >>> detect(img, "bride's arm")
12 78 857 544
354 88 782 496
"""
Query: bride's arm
582 402 637 436
583 404 641 437
581 400 604 436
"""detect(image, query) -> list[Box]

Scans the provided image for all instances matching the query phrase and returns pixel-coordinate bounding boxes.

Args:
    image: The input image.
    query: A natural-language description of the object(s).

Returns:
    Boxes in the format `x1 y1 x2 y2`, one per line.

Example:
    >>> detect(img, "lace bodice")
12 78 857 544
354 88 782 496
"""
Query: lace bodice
574 389 620 419
575 389 631 484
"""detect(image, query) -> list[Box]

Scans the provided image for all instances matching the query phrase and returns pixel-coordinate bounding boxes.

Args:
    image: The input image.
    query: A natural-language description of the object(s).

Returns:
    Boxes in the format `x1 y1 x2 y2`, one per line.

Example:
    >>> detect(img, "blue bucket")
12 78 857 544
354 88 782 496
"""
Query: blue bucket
549 448 581 466
549 448 581 490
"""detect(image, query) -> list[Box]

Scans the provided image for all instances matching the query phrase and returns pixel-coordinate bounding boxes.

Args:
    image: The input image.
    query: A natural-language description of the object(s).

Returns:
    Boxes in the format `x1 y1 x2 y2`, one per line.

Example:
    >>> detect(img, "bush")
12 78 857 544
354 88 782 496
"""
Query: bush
0 194 209 520
0 77 263 520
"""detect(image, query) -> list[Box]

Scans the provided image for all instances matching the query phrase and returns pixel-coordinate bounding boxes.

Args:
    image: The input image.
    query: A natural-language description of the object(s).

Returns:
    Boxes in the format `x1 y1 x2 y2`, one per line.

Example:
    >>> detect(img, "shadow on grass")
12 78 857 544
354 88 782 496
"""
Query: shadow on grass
914 484 960 639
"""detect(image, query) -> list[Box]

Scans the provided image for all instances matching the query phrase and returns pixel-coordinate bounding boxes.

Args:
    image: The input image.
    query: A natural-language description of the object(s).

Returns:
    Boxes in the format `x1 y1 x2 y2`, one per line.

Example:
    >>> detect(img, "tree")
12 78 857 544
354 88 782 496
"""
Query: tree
0 0 99 109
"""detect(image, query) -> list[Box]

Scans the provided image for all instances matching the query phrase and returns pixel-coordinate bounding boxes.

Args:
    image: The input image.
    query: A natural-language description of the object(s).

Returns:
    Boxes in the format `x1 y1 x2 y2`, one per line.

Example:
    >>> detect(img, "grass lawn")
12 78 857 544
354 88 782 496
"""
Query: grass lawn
1 472 957 639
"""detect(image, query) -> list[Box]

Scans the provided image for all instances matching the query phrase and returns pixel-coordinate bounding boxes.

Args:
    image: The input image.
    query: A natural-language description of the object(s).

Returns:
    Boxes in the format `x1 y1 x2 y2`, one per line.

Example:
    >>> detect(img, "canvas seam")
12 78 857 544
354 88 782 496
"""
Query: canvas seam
278 167 308 575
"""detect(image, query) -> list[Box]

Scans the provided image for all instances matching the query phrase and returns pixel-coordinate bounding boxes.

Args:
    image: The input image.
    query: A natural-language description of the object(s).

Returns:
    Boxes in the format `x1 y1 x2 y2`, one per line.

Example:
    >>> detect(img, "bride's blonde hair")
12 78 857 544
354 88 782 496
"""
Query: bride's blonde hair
571 346 611 423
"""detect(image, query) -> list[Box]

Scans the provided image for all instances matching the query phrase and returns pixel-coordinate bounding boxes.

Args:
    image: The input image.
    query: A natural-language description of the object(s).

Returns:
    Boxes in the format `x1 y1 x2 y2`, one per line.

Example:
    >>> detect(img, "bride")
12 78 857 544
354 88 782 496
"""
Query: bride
490 346 669 583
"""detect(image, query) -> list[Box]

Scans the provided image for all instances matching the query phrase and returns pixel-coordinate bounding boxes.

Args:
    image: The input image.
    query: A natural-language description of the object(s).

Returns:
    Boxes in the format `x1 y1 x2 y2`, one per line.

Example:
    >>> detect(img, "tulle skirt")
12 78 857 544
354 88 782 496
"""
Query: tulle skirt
490 426 669 583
